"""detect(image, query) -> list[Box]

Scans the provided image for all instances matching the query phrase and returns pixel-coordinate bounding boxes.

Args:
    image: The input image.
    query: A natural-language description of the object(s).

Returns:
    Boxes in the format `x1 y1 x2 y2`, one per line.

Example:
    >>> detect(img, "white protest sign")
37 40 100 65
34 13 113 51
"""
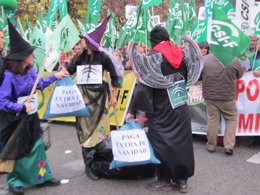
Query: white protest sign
111 129 151 162
234 0 255 35
125 5 137 19
50 86 85 114
76 65 102 84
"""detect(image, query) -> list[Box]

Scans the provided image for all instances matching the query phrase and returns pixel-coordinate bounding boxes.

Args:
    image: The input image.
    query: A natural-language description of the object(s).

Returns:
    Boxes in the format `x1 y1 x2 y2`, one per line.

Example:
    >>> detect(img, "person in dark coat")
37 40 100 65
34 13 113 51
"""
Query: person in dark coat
126 25 194 193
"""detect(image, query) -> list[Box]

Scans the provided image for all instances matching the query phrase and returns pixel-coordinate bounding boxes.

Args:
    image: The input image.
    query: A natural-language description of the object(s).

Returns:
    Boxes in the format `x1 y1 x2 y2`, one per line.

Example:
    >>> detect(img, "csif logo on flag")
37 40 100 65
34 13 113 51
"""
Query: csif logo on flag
142 0 153 5
210 20 239 48
192 23 207 39
215 0 229 7
60 27 69 51
241 0 250 20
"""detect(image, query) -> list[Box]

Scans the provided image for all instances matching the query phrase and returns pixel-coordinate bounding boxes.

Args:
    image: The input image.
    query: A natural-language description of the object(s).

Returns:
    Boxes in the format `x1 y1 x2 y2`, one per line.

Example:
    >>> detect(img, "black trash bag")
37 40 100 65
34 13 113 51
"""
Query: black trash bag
0 112 42 160
90 138 156 179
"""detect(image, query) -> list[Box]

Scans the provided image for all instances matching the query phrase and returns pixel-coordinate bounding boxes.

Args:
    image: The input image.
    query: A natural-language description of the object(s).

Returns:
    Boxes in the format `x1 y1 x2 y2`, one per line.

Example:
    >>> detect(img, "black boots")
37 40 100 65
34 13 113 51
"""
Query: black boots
82 147 99 180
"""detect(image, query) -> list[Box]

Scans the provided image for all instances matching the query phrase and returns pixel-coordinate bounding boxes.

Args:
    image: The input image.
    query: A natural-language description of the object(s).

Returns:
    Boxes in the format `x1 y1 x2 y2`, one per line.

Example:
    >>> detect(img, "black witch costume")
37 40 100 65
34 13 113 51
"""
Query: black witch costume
128 26 198 187
67 16 119 180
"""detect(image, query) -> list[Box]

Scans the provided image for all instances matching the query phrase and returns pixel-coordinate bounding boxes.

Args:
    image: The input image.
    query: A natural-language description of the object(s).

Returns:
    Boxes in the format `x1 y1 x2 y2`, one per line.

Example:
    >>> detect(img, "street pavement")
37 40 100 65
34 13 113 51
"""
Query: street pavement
1 122 260 195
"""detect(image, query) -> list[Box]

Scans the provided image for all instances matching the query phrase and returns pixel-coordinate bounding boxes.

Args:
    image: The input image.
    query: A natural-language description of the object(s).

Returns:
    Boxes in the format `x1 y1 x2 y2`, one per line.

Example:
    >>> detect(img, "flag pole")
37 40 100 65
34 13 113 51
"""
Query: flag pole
27 46 51 102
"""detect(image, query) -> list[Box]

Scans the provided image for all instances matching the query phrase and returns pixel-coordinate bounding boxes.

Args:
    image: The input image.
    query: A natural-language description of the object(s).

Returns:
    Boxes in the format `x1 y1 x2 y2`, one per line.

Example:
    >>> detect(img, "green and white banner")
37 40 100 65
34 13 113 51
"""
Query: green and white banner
86 0 101 32
191 19 207 43
49 15 80 53
208 7 250 67
141 0 162 8
30 27 46 73
252 2 260 35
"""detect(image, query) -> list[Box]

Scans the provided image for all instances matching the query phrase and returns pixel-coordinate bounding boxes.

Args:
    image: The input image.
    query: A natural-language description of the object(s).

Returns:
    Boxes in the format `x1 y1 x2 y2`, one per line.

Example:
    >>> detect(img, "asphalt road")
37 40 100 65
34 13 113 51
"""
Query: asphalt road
1 122 260 195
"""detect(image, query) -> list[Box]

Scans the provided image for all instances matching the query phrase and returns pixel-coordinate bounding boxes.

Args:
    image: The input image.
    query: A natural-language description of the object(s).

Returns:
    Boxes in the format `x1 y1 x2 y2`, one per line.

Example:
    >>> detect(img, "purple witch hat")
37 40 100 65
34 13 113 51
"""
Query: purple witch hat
80 15 111 51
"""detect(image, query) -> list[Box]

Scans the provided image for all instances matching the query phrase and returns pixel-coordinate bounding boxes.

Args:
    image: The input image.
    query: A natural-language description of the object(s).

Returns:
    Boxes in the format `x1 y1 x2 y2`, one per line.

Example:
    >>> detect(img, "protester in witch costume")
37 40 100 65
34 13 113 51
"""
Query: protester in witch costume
126 25 195 193
67 15 119 181
0 20 68 195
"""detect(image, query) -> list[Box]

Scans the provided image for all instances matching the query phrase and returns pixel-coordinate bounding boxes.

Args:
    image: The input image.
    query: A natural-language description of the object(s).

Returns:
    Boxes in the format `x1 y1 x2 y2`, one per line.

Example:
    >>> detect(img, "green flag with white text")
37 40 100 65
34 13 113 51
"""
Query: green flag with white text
24 16 32 41
46 0 68 27
102 12 117 50
77 19 86 33
141 0 162 8
49 15 80 53
36 10 47 33
15 18 25 38
46 0 58 27
166 0 177 43
86 0 101 32
208 7 250 67
191 19 207 43
29 27 46 73
58 0 68 20
116 5 141 49
135 7 153 49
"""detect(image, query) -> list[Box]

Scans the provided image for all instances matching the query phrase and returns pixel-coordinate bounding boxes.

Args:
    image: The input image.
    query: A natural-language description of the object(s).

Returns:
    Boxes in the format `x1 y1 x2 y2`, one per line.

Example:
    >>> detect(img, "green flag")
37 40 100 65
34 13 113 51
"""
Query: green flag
46 0 67 27
166 0 177 43
36 10 47 33
4 8 15 23
254 8 260 35
24 16 32 41
174 0 185 45
116 5 141 49
181 1 189 36
191 20 207 43
86 0 101 32
15 17 25 38
58 0 68 20
208 7 250 67
214 0 234 15
166 0 185 45
255 13 260 35
188 0 197 26
29 27 46 73
77 19 86 33
49 15 80 53
46 0 58 27
141 0 162 8
135 7 153 49
102 12 117 50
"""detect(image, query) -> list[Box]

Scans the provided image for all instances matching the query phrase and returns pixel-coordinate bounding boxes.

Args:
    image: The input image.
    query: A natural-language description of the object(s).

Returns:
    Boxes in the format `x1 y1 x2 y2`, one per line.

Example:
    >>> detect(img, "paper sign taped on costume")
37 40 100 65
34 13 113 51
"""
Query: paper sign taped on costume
76 65 102 84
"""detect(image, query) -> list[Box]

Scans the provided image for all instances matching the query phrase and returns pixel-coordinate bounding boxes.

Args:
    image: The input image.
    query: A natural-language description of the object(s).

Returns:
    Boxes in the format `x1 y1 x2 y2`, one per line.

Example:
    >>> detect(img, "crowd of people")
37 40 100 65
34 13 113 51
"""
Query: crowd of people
0 14 259 195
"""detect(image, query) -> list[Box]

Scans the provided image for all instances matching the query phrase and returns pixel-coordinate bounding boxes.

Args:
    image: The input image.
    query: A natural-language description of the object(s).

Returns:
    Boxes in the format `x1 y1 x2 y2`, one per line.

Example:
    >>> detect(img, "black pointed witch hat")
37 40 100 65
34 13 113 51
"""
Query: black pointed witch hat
5 19 36 60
